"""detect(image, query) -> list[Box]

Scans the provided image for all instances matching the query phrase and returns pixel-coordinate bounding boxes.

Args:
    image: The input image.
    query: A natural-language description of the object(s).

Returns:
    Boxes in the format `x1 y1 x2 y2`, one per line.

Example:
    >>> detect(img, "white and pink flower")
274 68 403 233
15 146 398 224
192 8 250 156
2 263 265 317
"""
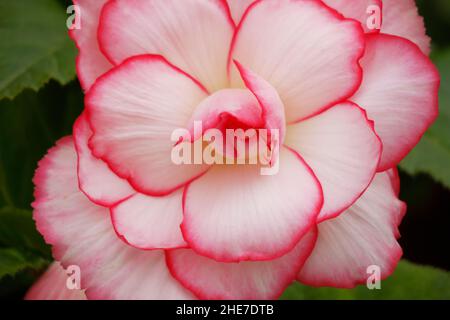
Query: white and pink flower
29 0 439 299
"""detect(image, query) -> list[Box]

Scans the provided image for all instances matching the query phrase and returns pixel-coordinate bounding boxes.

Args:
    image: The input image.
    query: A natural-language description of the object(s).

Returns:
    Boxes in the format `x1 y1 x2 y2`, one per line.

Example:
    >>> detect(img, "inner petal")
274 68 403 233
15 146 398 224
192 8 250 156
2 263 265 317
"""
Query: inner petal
183 86 285 165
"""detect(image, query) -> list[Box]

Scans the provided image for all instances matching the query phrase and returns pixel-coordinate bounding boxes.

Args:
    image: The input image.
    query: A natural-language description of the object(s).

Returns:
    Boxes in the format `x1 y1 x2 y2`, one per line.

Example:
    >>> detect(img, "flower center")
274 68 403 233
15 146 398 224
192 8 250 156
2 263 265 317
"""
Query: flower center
174 89 280 166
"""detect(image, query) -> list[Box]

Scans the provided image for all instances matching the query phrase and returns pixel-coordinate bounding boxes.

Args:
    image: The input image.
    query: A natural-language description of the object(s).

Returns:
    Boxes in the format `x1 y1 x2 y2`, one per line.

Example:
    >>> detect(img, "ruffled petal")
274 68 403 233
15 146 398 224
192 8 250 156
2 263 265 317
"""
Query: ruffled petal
181 147 323 262
32 137 194 299
229 0 364 122
350 34 439 171
167 228 317 300
98 0 234 92
87 55 209 196
226 0 255 24
298 170 406 288
381 0 431 55
73 113 134 207
69 0 112 90
111 191 187 250
322 0 382 33
25 262 86 300
286 102 381 222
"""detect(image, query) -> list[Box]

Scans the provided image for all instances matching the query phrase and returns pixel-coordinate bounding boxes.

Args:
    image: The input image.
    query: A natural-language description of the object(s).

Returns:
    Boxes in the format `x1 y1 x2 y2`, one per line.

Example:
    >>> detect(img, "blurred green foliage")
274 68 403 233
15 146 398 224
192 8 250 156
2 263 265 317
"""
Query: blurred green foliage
0 0 76 99
282 260 450 300
0 0 449 299
400 50 450 189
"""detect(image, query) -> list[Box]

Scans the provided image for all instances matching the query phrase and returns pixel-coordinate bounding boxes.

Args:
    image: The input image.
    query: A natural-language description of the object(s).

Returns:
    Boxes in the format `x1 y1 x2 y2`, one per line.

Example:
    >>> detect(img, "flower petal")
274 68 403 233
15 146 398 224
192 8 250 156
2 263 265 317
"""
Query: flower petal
297 170 406 288
111 191 187 250
167 228 317 300
235 61 286 143
229 0 364 122
73 113 134 207
87 54 209 196
322 0 382 33
350 34 439 171
98 0 234 92
226 0 255 25
381 0 431 55
32 137 194 299
25 262 86 300
69 0 112 91
285 102 381 222
181 147 323 262
186 88 264 141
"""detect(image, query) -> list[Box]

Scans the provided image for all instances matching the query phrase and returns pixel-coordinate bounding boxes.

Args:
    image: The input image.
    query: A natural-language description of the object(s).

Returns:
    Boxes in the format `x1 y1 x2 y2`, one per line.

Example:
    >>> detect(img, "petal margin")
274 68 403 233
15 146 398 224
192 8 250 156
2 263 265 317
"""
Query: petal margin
167 228 317 300
69 0 112 91
25 262 86 300
86 54 210 196
32 137 194 299
73 113 134 207
229 0 365 122
98 0 234 92
381 0 431 55
322 0 383 34
111 191 187 250
286 102 381 222
181 147 323 262
297 170 406 288
351 34 439 171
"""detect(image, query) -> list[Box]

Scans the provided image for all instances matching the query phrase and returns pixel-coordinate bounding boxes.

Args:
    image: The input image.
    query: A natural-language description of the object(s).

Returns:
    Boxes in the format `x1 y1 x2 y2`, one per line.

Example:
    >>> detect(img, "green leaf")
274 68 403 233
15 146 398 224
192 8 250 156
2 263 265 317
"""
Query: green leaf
400 50 450 189
0 81 83 208
281 260 450 300
0 248 47 279
0 0 77 99
0 207 50 258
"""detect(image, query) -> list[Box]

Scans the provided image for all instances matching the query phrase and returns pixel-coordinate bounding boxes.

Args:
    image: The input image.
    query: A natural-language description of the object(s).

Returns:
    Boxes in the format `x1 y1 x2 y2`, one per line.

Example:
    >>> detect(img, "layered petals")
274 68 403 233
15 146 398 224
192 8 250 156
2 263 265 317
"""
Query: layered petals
381 0 431 55
98 0 234 92
286 102 381 222
111 191 187 250
298 170 406 288
25 262 86 300
167 228 317 300
226 0 255 25
351 34 439 171
69 0 112 90
322 0 382 33
87 54 209 196
181 147 323 262
32 138 194 299
186 88 263 141
229 0 364 122
73 113 134 207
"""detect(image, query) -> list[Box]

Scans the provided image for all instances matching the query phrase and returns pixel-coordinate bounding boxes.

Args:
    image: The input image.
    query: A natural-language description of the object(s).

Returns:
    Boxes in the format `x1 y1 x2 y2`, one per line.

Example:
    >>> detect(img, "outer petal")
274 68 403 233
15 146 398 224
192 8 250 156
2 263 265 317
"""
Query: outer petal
298 170 406 288
285 102 381 222
98 0 234 92
229 0 364 122
181 147 323 262
381 0 431 55
69 0 112 91
32 137 194 299
226 0 255 25
25 262 86 300
87 54 209 196
73 113 134 207
111 191 187 250
167 228 317 300
322 0 382 33
351 34 439 171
